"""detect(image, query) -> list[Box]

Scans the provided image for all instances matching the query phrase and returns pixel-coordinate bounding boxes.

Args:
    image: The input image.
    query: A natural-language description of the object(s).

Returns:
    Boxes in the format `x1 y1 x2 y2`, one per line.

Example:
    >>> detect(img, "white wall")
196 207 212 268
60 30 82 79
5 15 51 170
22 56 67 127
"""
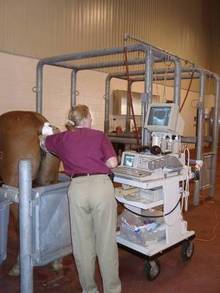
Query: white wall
0 52 36 112
0 51 199 138
0 52 109 130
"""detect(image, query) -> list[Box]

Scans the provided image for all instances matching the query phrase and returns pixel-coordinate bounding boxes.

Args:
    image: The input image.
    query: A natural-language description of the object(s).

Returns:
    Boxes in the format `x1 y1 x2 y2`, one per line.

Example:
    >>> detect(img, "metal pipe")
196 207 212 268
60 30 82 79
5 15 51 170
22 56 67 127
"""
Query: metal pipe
51 58 214 78
125 81 131 133
155 74 199 81
181 136 196 144
115 74 200 82
39 44 146 65
174 59 181 106
142 47 153 146
124 34 195 67
19 160 33 293
194 71 206 206
40 55 165 71
77 60 196 73
108 134 212 145
196 71 205 159
106 67 197 78
104 75 111 133
181 136 212 144
77 58 146 71
36 62 44 113
70 69 78 107
145 47 153 103
210 77 220 197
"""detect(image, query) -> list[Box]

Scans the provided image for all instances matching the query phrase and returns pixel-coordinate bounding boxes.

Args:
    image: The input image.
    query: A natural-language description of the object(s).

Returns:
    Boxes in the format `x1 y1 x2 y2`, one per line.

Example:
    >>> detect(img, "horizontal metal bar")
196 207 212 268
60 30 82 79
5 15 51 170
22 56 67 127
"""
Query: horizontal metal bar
202 152 215 157
108 67 198 78
115 74 200 82
182 136 212 144
108 134 212 145
108 134 138 145
77 58 146 71
39 44 147 65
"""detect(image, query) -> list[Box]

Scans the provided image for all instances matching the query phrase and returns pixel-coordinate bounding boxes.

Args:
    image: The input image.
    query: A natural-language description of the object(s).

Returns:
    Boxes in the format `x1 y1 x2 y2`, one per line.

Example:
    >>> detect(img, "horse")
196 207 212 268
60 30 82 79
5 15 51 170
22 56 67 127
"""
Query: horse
0 111 61 276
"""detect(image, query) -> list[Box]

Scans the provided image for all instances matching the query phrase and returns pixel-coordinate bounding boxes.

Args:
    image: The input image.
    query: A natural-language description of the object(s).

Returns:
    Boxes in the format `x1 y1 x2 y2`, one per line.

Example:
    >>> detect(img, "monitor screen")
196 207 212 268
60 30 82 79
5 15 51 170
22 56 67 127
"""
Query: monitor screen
123 154 135 167
147 106 171 126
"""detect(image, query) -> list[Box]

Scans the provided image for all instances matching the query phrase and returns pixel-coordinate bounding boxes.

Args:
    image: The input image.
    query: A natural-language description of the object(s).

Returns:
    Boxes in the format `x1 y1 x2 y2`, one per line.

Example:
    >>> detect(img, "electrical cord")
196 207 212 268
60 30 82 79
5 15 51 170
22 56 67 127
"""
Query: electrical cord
180 71 195 112
121 197 181 218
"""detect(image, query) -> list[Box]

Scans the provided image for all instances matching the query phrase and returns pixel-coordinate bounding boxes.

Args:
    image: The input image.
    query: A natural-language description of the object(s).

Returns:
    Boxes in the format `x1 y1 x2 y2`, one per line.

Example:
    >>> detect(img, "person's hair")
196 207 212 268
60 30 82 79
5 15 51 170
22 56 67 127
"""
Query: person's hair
66 104 90 130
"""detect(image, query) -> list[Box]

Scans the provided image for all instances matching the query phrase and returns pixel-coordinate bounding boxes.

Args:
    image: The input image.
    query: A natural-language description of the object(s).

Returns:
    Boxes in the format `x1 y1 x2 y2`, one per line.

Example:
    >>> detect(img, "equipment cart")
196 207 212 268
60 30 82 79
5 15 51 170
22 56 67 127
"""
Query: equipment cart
114 161 195 280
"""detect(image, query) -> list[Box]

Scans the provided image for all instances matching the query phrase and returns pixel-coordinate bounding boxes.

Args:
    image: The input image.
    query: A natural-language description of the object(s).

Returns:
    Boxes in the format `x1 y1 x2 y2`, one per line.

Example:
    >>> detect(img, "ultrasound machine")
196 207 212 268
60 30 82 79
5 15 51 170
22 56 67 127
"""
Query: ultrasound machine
113 103 195 279
113 102 186 183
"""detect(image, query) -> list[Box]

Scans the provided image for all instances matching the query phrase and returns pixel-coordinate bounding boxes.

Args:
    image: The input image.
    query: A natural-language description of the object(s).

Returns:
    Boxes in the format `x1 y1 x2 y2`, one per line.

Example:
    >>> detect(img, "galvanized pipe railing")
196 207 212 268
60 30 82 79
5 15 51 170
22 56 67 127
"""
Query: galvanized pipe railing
36 43 149 114
36 41 220 206
194 71 206 206
19 159 33 293
104 75 111 134
210 77 220 197
38 44 146 65
71 69 78 107
174 59 181 106
142 47 153 146
113 74 200 82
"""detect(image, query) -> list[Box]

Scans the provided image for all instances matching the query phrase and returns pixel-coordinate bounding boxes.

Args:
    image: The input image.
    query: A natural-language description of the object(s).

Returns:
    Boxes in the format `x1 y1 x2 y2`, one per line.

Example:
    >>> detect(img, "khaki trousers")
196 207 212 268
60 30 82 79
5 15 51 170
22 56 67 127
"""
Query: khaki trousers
68 174 121 293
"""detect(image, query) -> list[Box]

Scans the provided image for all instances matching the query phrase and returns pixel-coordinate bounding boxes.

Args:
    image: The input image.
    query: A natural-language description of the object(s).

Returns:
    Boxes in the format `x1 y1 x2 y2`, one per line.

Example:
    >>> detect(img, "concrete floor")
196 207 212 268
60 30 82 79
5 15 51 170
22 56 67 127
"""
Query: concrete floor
0 165 220 292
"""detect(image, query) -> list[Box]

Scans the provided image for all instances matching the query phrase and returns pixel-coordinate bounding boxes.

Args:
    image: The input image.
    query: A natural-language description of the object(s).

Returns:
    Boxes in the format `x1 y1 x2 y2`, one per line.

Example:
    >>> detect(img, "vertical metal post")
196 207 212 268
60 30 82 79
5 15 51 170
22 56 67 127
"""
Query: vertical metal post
174 59 181 106
125 80 131 133
142 47 153 146
36 62 44 113
194 71 206 206
104 75 111 133
70 69 78 107
210 77 220 197
19 160 33 293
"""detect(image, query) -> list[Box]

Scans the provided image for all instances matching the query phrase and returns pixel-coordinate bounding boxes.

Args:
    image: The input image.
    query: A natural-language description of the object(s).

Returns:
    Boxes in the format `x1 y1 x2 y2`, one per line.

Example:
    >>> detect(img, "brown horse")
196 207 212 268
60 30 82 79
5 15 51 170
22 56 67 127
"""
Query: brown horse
0 111 61 275
0 111 60 186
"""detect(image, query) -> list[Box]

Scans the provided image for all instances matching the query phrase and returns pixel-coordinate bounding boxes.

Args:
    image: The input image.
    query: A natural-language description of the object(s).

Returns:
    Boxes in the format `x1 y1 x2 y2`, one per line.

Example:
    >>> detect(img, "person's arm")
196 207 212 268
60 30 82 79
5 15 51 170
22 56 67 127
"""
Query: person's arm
105 156 118 168
101 133 118 169
39 123 60 153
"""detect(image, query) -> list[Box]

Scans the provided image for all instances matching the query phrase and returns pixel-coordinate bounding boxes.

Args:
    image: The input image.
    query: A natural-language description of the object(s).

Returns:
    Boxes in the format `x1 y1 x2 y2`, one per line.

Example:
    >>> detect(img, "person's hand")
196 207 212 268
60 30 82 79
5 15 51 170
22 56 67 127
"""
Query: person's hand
39 134 48 152
51 125 60 134
42 122 60 135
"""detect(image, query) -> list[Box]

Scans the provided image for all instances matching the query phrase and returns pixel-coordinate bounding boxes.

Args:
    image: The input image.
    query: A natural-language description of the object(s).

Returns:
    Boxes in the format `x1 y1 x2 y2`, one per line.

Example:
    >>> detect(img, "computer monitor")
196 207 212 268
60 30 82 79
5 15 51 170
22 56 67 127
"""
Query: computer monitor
144 103 184 134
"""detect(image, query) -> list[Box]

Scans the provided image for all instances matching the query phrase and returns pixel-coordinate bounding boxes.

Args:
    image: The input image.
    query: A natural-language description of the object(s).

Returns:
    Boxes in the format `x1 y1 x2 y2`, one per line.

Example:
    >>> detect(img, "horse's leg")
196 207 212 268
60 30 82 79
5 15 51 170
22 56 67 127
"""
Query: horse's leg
8 204 20 276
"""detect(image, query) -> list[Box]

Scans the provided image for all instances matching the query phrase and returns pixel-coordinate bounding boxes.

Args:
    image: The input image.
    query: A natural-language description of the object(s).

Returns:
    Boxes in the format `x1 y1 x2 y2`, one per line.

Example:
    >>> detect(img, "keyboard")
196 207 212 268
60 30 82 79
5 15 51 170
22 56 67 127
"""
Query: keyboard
113 166 152 179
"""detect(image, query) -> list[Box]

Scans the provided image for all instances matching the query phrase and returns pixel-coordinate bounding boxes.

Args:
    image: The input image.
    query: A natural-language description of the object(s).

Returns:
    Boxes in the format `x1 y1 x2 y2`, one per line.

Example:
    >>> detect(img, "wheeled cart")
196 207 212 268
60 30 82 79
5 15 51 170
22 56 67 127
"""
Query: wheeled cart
114 167 195 280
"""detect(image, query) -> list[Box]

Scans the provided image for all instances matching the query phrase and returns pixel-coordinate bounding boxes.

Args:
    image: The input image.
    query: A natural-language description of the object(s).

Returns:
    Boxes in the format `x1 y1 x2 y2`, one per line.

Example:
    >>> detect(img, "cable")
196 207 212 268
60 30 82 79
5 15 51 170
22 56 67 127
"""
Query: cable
121 197 181 219
180 71 195 112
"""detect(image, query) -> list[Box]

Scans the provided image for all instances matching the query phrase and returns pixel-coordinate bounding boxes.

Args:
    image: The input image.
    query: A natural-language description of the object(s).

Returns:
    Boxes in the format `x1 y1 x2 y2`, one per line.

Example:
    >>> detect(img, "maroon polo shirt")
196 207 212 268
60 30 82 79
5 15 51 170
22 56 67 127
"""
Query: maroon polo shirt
45 128 116 176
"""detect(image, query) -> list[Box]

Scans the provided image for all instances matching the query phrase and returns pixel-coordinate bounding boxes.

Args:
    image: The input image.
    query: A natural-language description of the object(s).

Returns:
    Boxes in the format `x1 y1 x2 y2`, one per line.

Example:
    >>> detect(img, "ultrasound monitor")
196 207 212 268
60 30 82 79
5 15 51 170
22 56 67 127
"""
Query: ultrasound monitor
148 106 171 126
145 103 184 134
123 153 135 167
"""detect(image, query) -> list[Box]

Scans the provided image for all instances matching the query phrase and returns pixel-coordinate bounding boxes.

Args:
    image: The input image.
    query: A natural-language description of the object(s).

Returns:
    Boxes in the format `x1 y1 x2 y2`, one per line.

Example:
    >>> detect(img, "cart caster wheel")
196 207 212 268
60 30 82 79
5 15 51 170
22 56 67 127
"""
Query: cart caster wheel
181 240 194 262
144 259 160 281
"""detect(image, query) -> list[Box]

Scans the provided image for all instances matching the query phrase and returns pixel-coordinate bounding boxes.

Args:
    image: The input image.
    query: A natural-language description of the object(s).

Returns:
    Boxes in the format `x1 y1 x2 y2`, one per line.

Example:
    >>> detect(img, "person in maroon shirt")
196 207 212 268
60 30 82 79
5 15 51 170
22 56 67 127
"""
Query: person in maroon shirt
44 105 121 293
